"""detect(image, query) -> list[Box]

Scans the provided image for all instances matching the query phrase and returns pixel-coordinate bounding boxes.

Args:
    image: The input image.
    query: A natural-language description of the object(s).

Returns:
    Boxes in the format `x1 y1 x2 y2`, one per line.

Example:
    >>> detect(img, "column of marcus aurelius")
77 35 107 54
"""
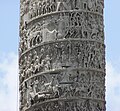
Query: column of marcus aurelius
19 0 106 111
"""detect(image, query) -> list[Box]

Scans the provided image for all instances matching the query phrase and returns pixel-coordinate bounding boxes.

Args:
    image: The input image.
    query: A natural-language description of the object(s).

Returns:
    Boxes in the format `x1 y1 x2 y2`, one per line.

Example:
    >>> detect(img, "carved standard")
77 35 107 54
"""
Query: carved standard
19 0 106 111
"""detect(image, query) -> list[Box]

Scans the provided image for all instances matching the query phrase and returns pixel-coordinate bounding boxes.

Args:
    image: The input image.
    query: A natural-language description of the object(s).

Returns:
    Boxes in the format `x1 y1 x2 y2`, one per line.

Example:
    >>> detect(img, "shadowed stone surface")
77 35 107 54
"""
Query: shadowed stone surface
19 0 106 111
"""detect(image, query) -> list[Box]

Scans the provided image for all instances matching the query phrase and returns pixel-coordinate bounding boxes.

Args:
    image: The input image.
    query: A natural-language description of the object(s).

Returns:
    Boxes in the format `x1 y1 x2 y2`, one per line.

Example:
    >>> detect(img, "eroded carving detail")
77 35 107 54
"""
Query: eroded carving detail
19 0 105 111
19 41 105 83
19 11 104 54
20 69 105 109
20 0 104 25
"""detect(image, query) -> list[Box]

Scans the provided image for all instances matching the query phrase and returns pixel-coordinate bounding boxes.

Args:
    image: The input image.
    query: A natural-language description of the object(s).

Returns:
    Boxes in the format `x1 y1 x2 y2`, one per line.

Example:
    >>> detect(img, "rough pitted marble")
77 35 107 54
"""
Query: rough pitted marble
19 0 106 111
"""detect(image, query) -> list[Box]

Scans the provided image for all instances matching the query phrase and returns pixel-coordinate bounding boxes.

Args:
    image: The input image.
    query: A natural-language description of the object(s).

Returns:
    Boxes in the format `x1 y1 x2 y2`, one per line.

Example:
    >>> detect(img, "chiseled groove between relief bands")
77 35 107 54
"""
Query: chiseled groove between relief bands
19 38 105 60
20 67 105 86
27 9 103 27
25 97 105 111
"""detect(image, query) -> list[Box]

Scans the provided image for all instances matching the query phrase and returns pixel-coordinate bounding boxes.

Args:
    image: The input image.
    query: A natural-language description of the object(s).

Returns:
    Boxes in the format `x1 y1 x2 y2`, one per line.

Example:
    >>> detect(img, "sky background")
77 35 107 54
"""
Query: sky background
0 0 120 111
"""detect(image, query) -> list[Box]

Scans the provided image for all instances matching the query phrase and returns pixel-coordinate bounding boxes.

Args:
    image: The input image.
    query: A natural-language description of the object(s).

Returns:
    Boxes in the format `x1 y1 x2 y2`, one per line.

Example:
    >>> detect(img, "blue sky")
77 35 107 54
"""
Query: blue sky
0 0 120 111
0 1 19 54
105 0 120 67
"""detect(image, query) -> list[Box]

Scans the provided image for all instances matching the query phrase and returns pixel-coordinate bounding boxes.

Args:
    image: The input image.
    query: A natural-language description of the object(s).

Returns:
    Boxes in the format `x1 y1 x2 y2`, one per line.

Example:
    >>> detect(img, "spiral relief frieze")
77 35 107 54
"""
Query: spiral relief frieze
19 0 105 111
19 11 104 54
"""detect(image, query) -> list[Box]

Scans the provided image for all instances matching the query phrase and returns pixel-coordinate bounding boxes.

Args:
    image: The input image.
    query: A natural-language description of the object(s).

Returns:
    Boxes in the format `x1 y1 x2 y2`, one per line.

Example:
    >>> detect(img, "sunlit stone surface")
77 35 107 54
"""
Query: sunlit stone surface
19 0 106 111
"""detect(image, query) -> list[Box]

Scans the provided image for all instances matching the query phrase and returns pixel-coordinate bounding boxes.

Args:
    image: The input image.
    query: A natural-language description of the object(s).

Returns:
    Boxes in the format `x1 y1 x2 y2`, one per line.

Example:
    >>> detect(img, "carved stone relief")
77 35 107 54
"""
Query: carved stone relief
20 0 104 25
19 11 104 54
19 0 105 111
30 100 105 111
19 40 105 83
20 69 105 109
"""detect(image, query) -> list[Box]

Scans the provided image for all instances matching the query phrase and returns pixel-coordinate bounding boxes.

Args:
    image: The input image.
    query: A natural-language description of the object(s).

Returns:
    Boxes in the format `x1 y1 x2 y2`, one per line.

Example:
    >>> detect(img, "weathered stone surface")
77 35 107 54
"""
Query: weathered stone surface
19 0 106 111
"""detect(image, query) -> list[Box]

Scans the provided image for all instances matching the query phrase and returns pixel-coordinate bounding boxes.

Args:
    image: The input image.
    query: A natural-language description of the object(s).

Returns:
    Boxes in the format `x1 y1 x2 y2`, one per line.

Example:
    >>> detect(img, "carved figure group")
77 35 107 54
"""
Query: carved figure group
19 52 53 82
19 11 104 55
28 0 57 19
20 69 105 110
19 40 105 84
20 0 104 24
19 0 105 110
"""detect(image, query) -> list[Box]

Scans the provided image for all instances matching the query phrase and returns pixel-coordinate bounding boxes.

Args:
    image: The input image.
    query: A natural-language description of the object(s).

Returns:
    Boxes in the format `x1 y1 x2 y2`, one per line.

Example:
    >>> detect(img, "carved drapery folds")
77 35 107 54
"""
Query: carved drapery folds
19 0 105 111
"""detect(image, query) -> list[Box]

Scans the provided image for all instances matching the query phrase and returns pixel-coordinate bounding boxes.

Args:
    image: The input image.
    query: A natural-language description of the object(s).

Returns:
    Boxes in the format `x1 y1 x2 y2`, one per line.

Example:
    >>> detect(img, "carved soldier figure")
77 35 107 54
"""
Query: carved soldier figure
19 69 25 83
26 63 34 78
42 1 47 14
28 85 35 106
91 19 98 39
88 0 96 12
22 83 27 106
50 0 57 12
34 78 39 93
37 1 42 16
34 57 41 73
44 55 51 70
